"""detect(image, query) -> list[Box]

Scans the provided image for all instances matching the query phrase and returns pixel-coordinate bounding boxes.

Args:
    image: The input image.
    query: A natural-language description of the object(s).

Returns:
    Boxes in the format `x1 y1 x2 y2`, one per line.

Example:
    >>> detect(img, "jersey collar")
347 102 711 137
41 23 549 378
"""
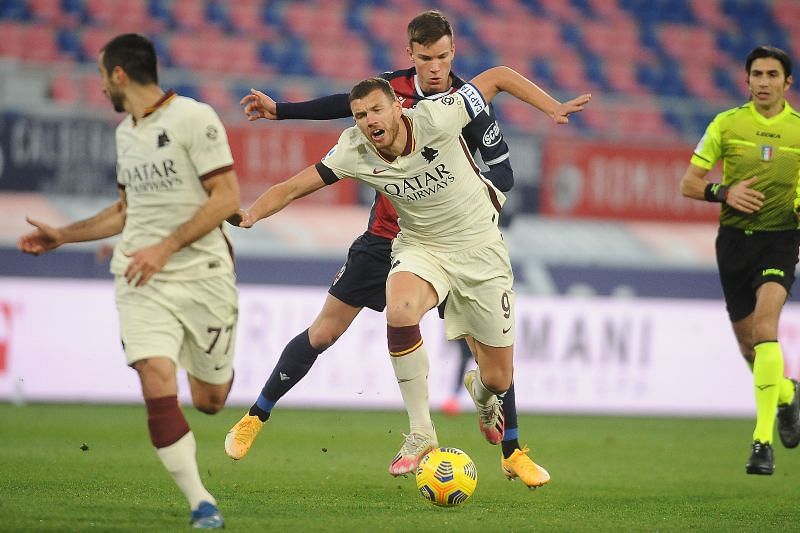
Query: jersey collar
746 99 795 125
133 89 176 125
413 74 455 100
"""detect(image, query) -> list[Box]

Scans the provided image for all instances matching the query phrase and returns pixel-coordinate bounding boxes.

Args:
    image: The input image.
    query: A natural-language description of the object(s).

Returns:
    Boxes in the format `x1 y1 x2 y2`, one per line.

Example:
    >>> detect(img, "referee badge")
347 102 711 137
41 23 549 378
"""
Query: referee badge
761 145 773 161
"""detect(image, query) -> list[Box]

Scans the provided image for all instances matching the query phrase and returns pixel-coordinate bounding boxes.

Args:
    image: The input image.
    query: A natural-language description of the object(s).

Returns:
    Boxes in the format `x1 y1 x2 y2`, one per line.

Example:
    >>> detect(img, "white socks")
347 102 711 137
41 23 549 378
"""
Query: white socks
155 431 214 510
391 345 435 436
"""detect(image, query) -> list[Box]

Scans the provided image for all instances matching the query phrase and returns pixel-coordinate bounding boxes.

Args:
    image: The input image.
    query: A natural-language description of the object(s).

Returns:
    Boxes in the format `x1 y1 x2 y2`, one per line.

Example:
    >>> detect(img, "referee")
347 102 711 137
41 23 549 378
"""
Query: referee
680 45 800 475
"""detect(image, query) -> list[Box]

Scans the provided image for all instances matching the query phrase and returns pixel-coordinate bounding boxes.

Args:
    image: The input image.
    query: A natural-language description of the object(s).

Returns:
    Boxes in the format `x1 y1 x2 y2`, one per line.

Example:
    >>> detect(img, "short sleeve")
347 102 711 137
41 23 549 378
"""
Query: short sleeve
185 103 234 179
319 129 358 181
690 118 721 170
417 82 488 137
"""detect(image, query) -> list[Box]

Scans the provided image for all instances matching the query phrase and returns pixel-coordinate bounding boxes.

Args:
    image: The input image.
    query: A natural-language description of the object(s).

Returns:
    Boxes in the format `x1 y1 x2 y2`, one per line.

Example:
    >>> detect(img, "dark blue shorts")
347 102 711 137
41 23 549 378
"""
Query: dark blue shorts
328 232 392 312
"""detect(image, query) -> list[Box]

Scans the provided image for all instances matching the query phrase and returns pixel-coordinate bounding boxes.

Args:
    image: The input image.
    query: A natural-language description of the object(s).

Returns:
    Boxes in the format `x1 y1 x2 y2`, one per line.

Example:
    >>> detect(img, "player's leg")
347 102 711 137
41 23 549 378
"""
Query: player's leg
135 358 222 527
470 341 550 488
117 277 223 527
745 282 791 475
385 270 440 475
227 233 391 460
441 338 472 415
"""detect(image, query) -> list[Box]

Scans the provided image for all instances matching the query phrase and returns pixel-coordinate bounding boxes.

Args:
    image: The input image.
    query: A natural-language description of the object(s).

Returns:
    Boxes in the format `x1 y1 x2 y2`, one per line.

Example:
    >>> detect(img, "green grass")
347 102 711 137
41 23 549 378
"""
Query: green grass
1 404 798 532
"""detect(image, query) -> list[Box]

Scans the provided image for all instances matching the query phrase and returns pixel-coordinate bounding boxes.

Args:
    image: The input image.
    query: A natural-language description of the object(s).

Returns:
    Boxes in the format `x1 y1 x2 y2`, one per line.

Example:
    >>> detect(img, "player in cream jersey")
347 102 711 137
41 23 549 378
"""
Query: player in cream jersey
18 34 240 528
111 93 235 281
228 67 590 476
321 83 506 252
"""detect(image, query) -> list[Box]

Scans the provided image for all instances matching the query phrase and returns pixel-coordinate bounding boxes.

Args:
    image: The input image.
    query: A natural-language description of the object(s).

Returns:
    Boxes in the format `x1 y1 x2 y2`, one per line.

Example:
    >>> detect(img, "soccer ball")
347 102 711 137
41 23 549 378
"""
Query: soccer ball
415 447 477 507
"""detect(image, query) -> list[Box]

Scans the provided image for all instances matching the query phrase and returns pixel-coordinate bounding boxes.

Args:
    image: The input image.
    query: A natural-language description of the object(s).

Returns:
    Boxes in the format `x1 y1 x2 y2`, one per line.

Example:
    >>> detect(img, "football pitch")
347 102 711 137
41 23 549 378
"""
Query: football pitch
1 404 797 532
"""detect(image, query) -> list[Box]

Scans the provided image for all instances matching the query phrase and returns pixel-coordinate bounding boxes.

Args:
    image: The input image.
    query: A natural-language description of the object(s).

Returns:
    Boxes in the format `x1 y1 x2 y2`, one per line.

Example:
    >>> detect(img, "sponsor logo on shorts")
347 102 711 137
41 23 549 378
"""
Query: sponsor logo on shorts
502 325 512 334
762 268 785 278
332 264 346 285
279 372 290 381
390 259 401 270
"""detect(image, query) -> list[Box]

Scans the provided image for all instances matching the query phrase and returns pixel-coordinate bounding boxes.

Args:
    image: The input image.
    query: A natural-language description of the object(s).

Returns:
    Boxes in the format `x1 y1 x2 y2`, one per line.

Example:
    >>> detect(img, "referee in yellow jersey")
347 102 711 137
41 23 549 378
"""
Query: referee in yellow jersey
680 45 800 475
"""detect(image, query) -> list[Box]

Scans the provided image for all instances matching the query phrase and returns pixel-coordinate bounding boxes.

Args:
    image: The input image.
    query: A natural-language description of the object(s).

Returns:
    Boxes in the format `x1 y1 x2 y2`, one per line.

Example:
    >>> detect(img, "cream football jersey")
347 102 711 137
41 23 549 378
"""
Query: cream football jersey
319 83 506 251
111 93 235 280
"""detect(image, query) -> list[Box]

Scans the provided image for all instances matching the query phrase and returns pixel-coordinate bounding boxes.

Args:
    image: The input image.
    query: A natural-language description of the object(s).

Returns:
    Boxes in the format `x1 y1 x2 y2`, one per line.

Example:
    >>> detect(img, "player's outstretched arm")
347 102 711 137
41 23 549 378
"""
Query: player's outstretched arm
18 198 126 255
470 66 591 124
240 89 351 121
123 169 240 286
231 164 328 228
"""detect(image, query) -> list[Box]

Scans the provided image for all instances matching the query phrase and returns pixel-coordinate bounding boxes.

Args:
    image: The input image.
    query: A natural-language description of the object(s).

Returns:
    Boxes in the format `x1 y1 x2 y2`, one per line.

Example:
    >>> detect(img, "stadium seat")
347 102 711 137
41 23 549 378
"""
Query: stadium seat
21 24 62 63
49 71 80 104
80 26 118 62
0 21 26 58
198 80 235 114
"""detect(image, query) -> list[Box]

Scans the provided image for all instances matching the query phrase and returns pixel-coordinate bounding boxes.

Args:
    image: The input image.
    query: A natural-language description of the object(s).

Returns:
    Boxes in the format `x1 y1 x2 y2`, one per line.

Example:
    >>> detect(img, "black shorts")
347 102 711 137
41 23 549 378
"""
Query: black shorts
328 232 392 312
716 226 800 322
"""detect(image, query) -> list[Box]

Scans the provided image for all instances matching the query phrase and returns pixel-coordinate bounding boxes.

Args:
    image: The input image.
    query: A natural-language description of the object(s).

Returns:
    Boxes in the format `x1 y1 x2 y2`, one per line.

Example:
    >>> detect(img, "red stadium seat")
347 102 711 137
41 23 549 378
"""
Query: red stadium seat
81 27 118 61
198 81 235 113
0 22 26 59
50 72 80 104
21 24 63 63
688 0 731 31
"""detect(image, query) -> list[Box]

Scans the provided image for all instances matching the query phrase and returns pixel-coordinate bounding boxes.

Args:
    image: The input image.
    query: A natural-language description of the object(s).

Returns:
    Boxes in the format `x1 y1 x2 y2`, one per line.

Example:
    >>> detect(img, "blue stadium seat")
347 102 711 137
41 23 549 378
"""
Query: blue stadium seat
0 0 29 19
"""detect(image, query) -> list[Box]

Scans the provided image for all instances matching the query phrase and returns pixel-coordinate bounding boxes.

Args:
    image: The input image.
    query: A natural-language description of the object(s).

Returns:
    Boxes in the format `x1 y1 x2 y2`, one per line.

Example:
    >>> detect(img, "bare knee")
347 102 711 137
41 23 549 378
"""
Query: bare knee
193 397 224 414
386 305 418 327
478 366 512 394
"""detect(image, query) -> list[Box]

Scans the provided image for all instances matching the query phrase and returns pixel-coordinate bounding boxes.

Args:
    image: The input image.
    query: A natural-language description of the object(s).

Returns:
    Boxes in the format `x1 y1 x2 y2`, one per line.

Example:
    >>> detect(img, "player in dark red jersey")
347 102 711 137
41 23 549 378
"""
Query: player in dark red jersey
226 10 544 486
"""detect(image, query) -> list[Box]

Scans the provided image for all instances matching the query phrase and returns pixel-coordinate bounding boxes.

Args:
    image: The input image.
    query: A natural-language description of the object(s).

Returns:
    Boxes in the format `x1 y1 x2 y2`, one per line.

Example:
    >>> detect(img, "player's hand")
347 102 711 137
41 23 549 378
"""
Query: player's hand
17 216 64 255
240 88 278 121
551 93 592 124
726 176 763 214
123 240 175 287
227 208 255 228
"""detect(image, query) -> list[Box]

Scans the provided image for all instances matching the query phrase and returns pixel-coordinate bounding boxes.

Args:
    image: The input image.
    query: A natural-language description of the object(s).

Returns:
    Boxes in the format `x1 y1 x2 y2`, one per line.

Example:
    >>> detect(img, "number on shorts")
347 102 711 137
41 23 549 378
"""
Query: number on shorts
500 292 511 319
206 324 234 354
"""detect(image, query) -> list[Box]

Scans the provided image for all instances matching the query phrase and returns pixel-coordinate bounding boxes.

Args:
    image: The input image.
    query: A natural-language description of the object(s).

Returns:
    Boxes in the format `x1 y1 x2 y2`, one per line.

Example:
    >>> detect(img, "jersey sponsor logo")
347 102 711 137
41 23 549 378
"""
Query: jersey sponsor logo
118 159 183 193
441 95 456 106
382 163 455 202
421 146 438 163
761 145 773 161
456 83 486 118
756 130 780 139
482 122 502 147
762 267 784 277
157 130 170 148
206 125 218 140
372 167 390 174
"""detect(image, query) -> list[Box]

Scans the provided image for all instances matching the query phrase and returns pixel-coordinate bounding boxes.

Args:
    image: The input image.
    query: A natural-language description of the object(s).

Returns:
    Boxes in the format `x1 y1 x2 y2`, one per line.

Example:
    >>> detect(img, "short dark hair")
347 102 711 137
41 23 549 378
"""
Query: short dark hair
745 45 792 78
349 77 397 103
407 10 453 47
102 33 159 85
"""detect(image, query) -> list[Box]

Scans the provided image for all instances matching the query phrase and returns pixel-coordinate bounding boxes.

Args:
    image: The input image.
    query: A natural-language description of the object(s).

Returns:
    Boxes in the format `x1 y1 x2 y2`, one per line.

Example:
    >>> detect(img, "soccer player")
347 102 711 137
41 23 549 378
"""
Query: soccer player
225 11 557 486
226 66 590 481
17 34 240 527
679 45 800 475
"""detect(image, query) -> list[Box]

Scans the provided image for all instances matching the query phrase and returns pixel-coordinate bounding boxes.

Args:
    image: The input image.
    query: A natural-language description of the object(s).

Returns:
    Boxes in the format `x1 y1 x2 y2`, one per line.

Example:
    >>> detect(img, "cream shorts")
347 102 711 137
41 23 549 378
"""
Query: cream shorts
390 237 514 347
115 274 238 385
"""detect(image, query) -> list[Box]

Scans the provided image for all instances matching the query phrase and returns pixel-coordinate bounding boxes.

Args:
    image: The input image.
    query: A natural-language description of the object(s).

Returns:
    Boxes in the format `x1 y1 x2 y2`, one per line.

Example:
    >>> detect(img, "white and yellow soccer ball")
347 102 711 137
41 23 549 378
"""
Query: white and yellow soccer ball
415 447 477 507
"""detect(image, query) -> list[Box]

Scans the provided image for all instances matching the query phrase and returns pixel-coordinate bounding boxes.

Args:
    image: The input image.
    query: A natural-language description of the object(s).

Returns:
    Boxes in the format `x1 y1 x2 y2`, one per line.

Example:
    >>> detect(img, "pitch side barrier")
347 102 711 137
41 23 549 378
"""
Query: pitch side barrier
2 277 793 417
